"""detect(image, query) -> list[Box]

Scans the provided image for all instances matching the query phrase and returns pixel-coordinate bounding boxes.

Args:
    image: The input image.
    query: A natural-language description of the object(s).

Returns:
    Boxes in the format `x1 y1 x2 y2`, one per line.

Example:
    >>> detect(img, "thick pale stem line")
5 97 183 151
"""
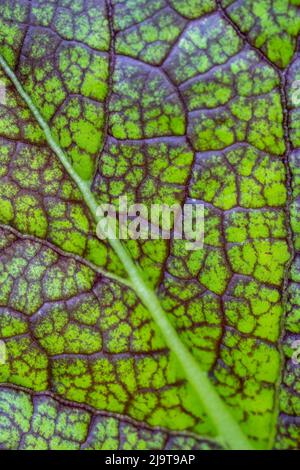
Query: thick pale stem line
0 54 253 450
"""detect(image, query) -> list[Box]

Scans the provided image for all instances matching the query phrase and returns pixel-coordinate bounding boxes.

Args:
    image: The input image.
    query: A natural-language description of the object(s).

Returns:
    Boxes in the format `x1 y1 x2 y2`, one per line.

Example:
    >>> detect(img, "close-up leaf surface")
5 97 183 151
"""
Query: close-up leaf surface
0 0 299 451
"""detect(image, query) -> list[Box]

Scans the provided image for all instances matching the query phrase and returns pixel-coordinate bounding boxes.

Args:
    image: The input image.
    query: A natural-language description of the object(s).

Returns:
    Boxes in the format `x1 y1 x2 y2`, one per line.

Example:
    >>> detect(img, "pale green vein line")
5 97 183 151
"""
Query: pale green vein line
0 54 253 451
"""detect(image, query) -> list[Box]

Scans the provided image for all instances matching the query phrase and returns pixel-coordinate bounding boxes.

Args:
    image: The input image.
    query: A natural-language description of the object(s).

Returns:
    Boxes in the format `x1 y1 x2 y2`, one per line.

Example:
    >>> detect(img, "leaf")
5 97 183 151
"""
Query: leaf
0 0 299 450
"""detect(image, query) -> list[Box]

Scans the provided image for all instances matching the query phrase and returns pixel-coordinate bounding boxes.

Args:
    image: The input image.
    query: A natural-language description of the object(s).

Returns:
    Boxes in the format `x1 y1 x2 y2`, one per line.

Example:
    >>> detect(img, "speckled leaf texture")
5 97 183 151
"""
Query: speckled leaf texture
0 0 299 451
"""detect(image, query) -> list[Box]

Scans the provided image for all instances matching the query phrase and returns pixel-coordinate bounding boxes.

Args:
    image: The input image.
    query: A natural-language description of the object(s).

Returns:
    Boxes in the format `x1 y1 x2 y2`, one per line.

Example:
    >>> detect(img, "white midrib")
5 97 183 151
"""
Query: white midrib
0 53 253 450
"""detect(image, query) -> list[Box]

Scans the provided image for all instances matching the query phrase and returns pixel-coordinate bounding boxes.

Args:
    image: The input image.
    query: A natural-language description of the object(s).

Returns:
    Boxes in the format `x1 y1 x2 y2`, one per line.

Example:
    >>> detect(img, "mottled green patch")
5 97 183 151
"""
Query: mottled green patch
53 97 104 180
116 8 186 65
0 309 28 337
94 138 193 207
59 44 109 101
0 388 33 449
215 330 280 448
225 278 282 341
32 304 102 355
0 387 215 450
189 92 284 155
170 0 216 19
199 249 232 294
50 0 109 51
228 240 290 286
0 1 28 67
164 13 243 84
0 337 48 390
